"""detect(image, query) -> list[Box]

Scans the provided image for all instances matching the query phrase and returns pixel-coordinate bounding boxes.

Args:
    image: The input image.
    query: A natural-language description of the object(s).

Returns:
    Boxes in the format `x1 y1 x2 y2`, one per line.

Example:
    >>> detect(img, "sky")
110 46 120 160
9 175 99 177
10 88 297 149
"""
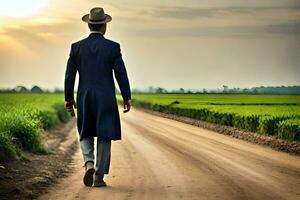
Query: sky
0 0 299 91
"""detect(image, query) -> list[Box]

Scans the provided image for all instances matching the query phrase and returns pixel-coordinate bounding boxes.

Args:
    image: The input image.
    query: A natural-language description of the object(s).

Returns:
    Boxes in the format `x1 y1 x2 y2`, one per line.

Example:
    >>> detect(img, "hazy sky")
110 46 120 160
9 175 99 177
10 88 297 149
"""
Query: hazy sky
0 0 299 90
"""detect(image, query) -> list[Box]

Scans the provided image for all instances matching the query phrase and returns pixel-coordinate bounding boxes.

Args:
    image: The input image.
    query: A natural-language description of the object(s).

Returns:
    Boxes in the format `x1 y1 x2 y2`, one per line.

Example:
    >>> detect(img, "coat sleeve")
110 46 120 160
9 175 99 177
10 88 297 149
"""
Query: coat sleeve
113 43 131 101
64 43 77 101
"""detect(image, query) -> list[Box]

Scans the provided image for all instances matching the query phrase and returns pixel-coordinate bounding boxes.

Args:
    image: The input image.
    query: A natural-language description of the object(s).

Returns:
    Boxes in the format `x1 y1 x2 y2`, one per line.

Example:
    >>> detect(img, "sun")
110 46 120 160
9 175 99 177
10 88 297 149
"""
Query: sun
0 0 48 17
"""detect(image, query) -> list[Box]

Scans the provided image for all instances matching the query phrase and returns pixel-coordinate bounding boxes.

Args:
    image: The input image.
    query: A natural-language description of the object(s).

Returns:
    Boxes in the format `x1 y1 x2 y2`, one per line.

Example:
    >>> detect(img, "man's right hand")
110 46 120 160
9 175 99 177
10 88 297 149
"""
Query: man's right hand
65 100 77 116
123 100 132 113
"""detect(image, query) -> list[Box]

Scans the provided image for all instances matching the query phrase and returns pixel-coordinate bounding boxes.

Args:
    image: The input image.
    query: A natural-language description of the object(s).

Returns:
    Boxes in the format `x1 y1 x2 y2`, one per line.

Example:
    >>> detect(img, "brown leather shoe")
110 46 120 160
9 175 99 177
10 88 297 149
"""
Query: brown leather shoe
83 162 95 187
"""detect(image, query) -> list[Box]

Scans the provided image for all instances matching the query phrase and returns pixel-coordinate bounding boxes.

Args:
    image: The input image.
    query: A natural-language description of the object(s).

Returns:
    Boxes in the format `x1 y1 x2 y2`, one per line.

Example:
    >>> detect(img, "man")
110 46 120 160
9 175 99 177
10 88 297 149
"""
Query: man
64 7 132 187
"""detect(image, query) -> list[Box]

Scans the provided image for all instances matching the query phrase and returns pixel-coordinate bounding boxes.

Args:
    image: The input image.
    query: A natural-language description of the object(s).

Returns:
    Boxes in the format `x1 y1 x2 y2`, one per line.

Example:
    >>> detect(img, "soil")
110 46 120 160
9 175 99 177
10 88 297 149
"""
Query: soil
0 119 78 200
138 108 300 155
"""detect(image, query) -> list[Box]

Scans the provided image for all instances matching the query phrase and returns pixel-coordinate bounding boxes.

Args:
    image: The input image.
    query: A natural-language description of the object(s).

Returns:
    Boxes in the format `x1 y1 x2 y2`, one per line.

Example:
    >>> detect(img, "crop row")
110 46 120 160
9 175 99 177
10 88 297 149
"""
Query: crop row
131 100 300 141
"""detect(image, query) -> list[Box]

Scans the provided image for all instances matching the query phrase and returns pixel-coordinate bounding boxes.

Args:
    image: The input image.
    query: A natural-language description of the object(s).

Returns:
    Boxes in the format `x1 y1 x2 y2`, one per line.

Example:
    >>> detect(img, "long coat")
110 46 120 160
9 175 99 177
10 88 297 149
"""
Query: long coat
64 33 131 141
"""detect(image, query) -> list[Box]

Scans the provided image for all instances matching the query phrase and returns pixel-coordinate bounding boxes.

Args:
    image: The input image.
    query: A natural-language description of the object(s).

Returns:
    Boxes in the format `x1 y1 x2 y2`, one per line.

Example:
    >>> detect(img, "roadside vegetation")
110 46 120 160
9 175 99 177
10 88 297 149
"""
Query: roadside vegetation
0 94 70 163
121 94 300 141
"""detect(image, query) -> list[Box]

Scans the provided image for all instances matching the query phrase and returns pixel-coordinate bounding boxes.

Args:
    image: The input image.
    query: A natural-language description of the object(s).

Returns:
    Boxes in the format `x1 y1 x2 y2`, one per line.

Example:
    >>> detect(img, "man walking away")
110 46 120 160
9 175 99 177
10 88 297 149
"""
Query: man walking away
64 7 132 187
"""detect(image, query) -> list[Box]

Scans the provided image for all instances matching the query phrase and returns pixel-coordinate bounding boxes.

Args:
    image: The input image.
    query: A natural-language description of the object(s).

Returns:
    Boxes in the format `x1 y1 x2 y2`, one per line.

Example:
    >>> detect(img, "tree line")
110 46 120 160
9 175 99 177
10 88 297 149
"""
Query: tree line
132 85 300 95
1 85 300 95
0 85 63 93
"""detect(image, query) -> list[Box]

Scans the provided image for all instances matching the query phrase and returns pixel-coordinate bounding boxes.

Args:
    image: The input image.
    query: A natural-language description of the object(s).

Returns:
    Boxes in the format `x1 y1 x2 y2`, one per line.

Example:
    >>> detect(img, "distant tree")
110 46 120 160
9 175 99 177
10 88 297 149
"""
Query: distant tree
222 85 229 93
179 88 185 93
155 87 167 94
15 85 28 93
242 88 250 93
148 86 155 93
31 85 43 93
231 87 241 93
250 85 300 95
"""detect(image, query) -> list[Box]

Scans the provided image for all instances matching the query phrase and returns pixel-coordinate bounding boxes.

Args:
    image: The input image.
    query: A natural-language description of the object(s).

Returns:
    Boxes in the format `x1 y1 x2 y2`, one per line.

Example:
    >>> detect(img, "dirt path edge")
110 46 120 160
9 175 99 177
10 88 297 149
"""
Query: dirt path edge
136 107 300 155
0 119 79 200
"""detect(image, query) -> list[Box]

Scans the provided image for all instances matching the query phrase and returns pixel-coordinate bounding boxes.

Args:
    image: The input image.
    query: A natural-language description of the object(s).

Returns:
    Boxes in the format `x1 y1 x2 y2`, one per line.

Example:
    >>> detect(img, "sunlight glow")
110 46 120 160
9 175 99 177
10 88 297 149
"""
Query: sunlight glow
0 0 48 17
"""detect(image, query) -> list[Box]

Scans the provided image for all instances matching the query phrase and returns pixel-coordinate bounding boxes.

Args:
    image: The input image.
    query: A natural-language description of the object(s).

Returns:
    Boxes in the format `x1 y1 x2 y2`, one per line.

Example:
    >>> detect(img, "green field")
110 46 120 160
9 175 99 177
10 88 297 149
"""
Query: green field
0 94 69 162
123 94 300 141
1 93 299 163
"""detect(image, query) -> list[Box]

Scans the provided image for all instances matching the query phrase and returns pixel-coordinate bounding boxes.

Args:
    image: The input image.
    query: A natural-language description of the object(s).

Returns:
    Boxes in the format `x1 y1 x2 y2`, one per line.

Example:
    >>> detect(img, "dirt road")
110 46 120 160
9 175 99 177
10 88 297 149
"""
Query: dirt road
39 108 300 200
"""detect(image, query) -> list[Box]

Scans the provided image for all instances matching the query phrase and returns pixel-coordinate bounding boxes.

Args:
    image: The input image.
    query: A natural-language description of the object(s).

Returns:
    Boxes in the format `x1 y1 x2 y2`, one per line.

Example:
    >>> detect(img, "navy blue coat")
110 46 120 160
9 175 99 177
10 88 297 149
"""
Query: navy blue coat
64 33 131 141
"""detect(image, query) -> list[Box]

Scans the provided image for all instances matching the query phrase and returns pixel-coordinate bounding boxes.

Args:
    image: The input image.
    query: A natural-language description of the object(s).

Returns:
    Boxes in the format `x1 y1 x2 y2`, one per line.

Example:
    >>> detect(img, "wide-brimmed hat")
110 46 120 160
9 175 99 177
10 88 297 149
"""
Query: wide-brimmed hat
82 7 112 24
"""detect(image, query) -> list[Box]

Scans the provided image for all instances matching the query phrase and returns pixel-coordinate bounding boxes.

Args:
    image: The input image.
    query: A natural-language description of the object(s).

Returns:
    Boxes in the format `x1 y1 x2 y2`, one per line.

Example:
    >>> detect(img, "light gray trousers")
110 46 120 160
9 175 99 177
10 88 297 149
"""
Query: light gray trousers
80 137 111 179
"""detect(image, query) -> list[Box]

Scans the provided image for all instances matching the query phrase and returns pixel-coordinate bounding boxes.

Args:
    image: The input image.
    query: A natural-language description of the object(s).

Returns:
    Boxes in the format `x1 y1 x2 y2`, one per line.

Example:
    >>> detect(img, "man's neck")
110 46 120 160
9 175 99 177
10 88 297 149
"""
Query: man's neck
91 31 103 35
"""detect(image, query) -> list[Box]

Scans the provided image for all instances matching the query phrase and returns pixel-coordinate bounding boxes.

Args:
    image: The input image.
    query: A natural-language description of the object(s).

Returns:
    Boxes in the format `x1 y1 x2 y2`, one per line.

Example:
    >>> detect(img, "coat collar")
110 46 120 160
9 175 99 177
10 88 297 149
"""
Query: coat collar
88 32 104 38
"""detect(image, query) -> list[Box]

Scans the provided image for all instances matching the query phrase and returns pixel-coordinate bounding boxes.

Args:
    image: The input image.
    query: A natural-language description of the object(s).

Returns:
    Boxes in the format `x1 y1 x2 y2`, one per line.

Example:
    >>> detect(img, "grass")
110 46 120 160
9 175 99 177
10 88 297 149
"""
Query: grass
121 94 300 141
278 118 300 141
0 94 70 163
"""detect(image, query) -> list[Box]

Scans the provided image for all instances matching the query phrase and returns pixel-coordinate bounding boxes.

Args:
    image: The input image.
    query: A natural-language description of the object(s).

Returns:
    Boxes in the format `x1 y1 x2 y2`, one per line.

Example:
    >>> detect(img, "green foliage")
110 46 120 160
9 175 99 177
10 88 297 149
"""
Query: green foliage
126 94 300 141
0 113 43 152
0 94 70 162
52 102 71 122
258 116 290 135
35 110 59 129
0 131 16 163
278 119 300 141
232 115 260 132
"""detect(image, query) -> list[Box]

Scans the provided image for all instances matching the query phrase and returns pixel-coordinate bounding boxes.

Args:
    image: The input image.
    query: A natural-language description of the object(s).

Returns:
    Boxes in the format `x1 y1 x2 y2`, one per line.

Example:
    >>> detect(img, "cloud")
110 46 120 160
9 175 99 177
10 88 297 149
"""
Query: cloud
120 5 300 38
0 17 83 48
151 6 300 19
138 21 300 38
264 21 300 34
